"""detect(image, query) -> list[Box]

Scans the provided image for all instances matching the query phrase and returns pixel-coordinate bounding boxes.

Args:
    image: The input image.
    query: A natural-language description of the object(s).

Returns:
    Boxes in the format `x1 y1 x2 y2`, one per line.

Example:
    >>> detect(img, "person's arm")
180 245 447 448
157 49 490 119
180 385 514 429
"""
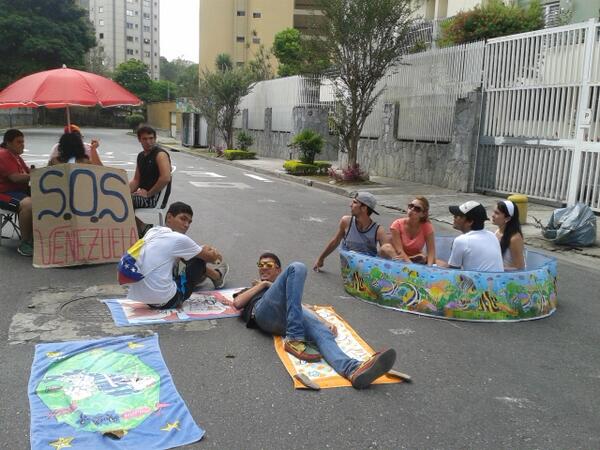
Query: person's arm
196 245 222 264
146 152 171 197
505 233 526 270
376 224 390 247
313 216 350 272
424 227 436 266
129 165 140 193
6 172 30 183
232 281 271 309
89 140 103 166
390 228 410 262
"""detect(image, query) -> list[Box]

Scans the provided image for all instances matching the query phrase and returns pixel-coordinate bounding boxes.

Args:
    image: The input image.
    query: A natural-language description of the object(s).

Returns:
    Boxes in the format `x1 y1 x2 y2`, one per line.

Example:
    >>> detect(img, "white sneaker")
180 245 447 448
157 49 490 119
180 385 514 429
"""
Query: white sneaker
212 263 229 289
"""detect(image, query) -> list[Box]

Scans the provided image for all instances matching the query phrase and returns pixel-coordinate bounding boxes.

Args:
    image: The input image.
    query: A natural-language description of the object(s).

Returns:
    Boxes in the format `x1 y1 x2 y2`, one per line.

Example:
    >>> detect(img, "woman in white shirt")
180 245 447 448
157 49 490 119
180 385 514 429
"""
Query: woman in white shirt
492 200 525 270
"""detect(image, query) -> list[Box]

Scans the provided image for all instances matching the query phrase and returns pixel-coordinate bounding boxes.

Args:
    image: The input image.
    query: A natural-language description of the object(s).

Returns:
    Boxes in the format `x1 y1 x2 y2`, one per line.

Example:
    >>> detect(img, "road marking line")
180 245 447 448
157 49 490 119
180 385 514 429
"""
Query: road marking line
189 181 252 190
180 171 225 178
244 173 272 182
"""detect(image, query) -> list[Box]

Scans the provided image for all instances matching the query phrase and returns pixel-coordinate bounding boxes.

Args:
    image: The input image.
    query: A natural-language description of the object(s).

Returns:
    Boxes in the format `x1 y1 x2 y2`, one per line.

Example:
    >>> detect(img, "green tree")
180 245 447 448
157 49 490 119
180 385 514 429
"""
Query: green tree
195 55 254 149
215 53 234 72
247 45 275 81
147 79 179 102
113 59 152 100
272 28 330 76
0 0 95 88
177 64 200 97
438 0 543 46
313 0 414 169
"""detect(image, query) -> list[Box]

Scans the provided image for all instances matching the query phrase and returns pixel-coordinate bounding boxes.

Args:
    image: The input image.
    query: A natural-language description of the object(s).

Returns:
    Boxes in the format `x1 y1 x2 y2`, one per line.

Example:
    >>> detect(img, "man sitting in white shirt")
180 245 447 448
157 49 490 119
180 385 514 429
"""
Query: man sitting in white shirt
438 201 504 272
127 201 229 308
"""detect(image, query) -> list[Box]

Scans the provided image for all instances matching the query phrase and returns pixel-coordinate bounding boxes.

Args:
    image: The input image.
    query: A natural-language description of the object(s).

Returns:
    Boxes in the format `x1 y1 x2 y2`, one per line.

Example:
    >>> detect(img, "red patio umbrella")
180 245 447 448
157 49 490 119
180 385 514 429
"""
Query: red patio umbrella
0 65 142 126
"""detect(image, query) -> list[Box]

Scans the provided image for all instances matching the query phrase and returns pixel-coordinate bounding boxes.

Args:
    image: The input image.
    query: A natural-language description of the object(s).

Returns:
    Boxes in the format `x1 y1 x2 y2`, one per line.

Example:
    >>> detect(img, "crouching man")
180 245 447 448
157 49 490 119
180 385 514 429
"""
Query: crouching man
126 201 229 309
230 252 396 389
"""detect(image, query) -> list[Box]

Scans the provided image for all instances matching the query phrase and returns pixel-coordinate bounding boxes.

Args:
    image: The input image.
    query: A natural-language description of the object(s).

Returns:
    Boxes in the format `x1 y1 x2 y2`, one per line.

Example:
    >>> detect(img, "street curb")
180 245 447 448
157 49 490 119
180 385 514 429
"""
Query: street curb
158 143 353 197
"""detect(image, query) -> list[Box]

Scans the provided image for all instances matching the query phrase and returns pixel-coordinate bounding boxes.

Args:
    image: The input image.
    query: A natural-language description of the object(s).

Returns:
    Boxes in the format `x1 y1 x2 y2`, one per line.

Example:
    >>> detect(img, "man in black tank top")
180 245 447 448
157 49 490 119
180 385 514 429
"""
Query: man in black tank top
129 126 172 236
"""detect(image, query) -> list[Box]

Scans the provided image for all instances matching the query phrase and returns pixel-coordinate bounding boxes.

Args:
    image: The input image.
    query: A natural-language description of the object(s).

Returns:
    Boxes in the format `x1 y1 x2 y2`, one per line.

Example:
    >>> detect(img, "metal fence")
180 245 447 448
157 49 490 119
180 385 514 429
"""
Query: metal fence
383 41 485 142
476 19 600 210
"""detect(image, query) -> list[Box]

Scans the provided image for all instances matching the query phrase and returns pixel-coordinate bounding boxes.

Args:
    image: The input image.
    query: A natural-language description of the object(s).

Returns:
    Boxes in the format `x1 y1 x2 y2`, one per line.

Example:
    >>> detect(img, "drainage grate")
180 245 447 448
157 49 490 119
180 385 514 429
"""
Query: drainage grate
60 297 113 323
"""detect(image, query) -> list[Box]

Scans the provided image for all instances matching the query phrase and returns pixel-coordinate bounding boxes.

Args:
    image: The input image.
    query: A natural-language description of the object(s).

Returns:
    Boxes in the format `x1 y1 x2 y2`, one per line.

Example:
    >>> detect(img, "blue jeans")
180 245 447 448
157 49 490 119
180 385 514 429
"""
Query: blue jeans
253 262 360 378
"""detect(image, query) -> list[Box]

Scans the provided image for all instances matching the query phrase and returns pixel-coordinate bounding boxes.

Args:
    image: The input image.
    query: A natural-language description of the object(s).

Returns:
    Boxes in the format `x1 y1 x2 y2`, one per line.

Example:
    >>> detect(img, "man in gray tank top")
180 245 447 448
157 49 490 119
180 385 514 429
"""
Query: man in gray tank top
313 192 388 272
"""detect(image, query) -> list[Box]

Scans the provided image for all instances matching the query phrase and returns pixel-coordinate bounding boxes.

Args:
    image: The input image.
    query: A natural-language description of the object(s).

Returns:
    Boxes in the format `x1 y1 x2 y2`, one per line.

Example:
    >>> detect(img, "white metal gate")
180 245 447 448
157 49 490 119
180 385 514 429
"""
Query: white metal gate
475 19 600 211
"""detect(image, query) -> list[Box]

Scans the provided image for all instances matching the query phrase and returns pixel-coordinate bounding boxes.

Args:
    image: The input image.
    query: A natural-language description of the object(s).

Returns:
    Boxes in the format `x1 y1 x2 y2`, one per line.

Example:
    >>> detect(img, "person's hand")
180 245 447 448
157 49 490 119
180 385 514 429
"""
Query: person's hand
392 254 411 263
135 188 149 198
261 280 273 288
313 258 324 272
90 139 99 149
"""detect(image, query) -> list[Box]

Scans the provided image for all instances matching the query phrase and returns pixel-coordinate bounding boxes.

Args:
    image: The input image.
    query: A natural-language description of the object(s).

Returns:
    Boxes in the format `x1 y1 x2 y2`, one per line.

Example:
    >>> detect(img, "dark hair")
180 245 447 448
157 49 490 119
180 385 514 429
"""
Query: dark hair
167 201 193 217
136 125 156 138
259 252 281 268
470 219 485 231
57 132 88 163
497 201 522 254
1 128 24 148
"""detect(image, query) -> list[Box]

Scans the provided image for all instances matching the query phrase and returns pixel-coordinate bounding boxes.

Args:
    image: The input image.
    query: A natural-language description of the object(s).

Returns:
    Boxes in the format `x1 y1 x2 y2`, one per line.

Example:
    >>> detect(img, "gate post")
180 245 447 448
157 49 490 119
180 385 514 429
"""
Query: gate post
566 18 597 205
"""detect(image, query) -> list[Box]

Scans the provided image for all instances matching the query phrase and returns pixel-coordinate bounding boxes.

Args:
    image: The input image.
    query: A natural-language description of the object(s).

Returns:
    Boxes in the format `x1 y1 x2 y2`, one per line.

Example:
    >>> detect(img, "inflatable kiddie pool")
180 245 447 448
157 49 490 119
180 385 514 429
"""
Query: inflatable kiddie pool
339 236 557 322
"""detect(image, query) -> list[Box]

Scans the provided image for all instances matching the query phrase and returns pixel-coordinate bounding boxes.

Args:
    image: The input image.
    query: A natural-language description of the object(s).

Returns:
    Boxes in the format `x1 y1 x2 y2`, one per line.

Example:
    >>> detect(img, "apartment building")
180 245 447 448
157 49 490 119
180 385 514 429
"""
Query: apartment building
79 0 160 79
199 0 321 71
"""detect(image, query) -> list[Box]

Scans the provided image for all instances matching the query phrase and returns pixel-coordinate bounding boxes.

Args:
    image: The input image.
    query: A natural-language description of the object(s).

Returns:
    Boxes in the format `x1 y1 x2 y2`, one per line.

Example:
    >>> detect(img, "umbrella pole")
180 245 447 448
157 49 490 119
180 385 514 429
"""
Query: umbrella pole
66 106 71 129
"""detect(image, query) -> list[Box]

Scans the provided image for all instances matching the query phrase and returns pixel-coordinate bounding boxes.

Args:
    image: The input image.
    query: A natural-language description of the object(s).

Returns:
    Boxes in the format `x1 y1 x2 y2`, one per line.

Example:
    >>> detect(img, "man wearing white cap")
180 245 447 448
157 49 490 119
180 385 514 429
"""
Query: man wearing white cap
313 192 388 272
438 201 503 272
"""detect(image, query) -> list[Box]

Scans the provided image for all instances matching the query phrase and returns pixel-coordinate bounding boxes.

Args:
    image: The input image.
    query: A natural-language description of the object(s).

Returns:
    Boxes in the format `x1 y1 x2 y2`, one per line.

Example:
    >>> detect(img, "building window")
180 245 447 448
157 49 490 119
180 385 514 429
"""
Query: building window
144 51 151 57
126 9 133 16
143 38 150 44
127 0 133 3
236 36 245 42
154 52 157 56
143 12 150 19
127 49 134 55
99 32 104 39
143 0 150 5
253 12 261 18
127 36 134 42
98 19 104 26
252 37 260 44
98 6 103 13
99 47 104 53
127 22 134 29
237 10 245 16
236 62 244 67
144 25 150 32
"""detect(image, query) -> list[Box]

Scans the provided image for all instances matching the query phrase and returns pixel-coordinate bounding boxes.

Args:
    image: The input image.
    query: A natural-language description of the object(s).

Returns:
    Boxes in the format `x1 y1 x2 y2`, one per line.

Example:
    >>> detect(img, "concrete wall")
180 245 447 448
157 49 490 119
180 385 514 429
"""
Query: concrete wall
338 91 482 192
147 101 181 135
237 105 338 160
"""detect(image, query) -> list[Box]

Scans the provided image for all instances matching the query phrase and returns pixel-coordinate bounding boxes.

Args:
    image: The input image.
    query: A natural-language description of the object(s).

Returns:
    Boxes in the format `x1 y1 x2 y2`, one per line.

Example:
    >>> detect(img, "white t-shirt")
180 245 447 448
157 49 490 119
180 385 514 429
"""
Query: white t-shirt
127 226 202 304
448 229 504 272
49 142 93 161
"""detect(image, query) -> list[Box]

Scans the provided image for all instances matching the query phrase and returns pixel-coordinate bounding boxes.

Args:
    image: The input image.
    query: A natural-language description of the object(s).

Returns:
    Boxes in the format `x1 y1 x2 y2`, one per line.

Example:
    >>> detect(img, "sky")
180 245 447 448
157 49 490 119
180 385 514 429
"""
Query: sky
160 0 199 63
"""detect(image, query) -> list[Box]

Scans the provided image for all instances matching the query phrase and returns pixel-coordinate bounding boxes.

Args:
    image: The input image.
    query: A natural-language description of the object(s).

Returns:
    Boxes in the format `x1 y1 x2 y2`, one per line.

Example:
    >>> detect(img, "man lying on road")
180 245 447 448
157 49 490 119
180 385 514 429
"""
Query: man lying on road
228 252 397 389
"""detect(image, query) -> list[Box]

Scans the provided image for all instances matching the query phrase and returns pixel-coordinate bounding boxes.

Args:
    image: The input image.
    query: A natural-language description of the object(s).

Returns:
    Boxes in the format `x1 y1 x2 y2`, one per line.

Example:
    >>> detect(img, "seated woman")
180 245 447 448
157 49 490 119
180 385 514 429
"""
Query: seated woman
380 196 436 265
48 133 91 165
48 124 102 165
492 200 525 270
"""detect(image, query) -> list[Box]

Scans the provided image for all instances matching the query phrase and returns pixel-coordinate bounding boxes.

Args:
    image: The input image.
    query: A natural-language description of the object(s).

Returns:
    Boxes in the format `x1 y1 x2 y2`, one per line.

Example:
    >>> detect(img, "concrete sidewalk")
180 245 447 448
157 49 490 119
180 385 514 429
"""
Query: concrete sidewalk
158 136 600 263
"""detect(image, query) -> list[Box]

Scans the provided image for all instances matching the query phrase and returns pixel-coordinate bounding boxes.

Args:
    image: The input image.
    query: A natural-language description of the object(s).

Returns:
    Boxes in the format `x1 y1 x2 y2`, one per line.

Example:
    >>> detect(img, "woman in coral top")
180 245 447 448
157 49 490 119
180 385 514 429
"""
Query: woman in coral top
381 196 436 265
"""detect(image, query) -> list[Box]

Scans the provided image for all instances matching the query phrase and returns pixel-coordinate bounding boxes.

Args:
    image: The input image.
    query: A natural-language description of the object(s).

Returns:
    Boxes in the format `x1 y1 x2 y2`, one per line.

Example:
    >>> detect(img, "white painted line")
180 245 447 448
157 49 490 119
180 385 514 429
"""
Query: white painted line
301 217 325 223
189 181 252 190
244 173 272 182
180 171 225 178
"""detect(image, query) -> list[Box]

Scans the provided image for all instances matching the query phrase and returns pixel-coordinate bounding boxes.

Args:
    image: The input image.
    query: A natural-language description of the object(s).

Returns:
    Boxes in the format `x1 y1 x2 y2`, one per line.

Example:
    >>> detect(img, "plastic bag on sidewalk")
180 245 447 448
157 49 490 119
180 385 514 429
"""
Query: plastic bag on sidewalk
541 203 597 246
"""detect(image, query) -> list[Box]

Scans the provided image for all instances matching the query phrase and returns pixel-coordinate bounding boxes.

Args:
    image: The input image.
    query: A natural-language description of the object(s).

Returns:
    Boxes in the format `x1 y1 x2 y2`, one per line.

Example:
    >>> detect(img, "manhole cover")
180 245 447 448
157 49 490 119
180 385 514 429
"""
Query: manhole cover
60 297 113 323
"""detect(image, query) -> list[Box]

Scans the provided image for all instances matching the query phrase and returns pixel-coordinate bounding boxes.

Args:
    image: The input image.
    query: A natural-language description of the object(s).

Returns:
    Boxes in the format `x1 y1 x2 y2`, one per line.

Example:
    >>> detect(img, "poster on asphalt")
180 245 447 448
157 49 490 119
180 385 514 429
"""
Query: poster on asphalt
30 163 138 268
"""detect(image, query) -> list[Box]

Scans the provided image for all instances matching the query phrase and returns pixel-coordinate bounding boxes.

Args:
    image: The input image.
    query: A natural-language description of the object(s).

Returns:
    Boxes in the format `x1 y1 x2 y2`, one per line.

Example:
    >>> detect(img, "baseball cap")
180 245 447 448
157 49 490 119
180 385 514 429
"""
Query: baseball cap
64 124 81 134
448 201 488 222
354 192 379 215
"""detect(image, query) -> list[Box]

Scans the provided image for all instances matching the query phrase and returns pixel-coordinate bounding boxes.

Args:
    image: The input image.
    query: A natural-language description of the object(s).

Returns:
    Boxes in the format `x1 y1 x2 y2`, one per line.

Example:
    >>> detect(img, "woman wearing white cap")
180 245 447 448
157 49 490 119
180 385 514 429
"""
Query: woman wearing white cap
491 200 525 270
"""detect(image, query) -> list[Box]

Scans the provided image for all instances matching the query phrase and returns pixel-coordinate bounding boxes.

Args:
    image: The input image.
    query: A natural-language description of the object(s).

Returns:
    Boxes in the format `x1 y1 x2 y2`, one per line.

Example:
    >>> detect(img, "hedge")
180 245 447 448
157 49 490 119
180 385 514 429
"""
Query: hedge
283 160 331 175
224 149 256 160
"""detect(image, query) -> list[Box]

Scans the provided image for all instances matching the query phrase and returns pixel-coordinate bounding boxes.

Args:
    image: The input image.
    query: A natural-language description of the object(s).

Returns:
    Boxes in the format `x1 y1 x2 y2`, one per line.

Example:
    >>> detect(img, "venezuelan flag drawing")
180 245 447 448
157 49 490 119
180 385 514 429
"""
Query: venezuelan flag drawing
118 238 145 285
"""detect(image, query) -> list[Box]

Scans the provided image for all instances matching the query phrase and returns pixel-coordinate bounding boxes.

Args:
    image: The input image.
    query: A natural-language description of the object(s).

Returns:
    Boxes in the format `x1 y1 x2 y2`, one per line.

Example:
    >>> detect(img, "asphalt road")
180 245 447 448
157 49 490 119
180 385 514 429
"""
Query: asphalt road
1 128 599 449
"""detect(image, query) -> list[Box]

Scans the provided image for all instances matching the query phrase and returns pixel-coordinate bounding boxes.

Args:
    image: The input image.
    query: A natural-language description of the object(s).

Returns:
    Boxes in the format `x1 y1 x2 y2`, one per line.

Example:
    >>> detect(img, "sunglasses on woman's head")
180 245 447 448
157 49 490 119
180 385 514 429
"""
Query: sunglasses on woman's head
407 203 423 212
257 261 278 268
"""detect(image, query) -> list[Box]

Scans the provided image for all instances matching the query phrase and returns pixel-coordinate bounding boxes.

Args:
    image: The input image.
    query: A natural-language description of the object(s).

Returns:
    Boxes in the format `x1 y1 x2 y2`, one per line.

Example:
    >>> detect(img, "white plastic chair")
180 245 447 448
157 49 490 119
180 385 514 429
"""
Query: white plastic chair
0 207 21 245
135 166 175 226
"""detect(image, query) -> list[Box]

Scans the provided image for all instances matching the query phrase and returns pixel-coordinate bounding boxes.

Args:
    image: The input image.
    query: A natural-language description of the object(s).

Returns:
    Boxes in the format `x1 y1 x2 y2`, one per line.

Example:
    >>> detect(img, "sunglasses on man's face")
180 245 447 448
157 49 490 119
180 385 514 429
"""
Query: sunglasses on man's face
407 203 424 212
257 261 278 269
